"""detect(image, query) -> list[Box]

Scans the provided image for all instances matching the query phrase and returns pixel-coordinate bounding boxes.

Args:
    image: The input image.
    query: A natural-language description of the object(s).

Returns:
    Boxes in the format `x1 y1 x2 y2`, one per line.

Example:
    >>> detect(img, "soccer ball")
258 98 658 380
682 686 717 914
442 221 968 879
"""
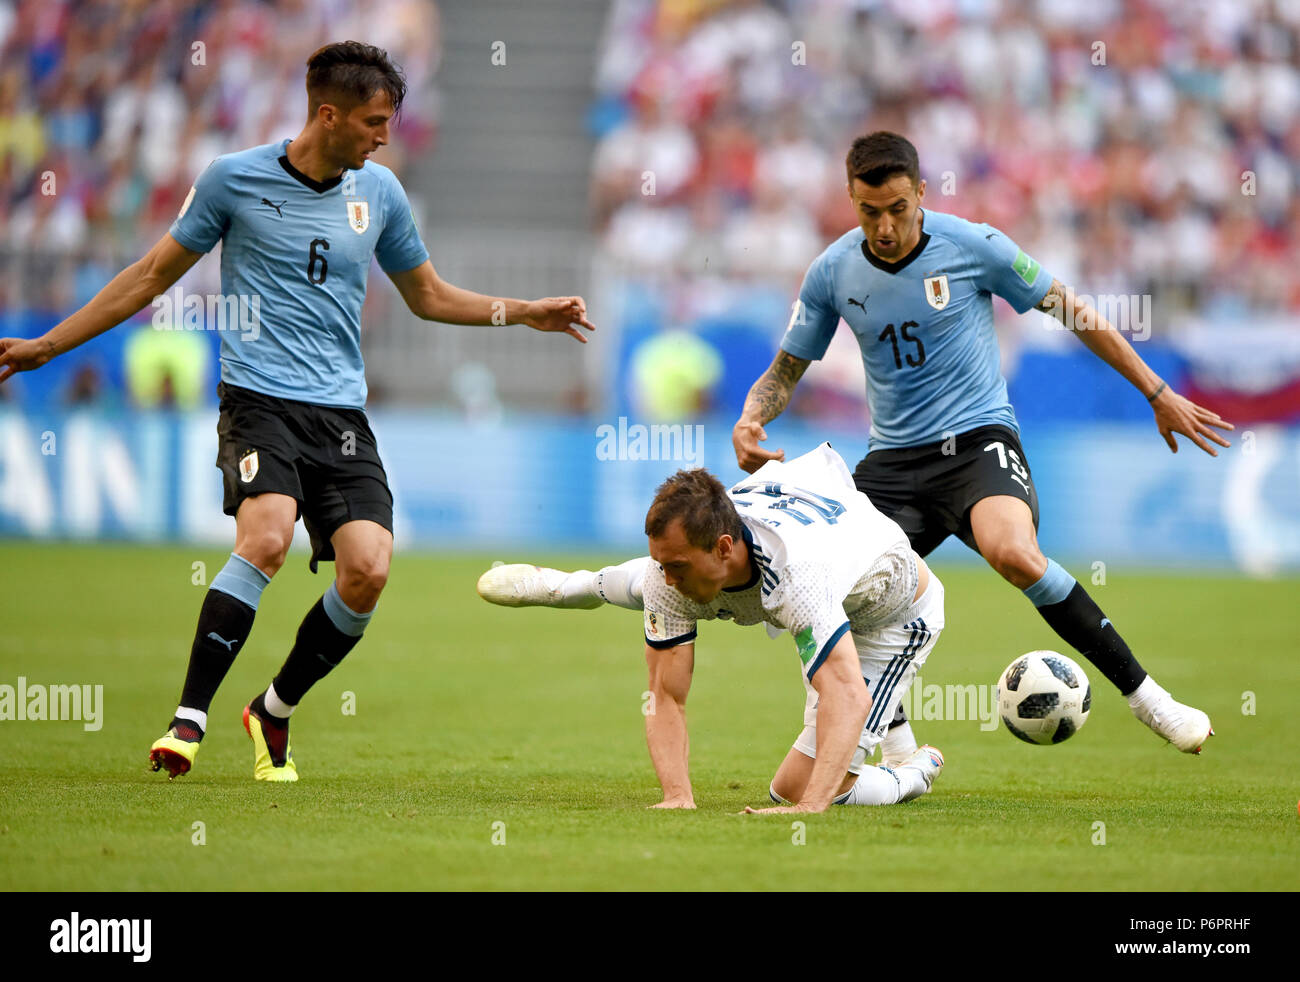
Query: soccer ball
996 650 1091 745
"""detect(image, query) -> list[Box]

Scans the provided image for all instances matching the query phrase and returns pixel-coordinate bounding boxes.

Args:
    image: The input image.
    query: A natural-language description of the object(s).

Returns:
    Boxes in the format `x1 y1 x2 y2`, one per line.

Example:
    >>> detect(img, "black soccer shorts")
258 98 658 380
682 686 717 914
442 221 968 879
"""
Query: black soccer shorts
215 381 393 573
852 424 1040 559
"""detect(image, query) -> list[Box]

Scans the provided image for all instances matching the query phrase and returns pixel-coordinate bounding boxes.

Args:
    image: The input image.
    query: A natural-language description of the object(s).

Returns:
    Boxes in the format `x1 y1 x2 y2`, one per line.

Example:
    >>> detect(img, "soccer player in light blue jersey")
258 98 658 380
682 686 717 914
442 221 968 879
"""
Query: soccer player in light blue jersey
0 41 595 781
733 131 1232 753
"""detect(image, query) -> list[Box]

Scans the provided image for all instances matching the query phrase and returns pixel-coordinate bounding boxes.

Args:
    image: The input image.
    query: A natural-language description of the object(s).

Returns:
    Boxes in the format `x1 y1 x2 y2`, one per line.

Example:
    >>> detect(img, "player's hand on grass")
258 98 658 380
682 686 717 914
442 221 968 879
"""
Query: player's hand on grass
522 296 596 344
649 797 696 809
1151 387 1234 456
732 419 785 473
0 336 55 383
741 803 825 815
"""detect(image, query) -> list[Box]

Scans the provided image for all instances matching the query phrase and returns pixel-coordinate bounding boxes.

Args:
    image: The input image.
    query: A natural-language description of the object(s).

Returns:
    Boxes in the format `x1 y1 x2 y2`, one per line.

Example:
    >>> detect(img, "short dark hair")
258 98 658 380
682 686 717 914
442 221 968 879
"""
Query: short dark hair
306 41 407 117
645 469 743 551
845 131 920 187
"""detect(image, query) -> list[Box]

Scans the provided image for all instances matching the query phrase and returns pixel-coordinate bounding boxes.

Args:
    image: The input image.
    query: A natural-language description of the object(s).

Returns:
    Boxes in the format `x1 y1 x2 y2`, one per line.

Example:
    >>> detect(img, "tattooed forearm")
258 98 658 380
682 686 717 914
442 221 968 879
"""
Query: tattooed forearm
742 350 810 425
1035 278 1070 320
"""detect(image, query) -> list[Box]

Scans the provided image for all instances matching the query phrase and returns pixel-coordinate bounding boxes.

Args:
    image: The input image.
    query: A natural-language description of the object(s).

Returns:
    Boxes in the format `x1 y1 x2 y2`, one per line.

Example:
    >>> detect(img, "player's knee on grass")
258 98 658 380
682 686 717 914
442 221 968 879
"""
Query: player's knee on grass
770 746 858 804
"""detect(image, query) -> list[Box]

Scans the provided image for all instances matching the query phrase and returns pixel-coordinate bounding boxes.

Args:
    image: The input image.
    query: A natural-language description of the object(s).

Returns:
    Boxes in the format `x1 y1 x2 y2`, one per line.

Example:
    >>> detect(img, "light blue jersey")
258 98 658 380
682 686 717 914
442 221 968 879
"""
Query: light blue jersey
780 209 1051 449
170 139 429 408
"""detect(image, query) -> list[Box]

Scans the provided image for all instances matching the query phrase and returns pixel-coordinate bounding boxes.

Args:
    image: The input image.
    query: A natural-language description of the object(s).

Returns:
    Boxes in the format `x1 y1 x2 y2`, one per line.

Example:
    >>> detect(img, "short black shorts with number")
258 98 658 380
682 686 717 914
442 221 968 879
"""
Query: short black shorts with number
852 424 1040 559
215 381 393 573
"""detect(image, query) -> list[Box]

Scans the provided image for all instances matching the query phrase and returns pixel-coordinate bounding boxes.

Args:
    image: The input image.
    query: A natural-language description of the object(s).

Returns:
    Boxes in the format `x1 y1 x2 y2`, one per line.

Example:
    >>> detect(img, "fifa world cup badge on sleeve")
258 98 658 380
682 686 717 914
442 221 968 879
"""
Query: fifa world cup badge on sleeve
645 608 665 643
238 450 260 483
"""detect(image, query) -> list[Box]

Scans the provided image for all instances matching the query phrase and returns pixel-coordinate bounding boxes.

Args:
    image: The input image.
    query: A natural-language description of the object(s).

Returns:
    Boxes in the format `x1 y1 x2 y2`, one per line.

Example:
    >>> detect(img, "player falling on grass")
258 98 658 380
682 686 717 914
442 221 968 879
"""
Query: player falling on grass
511 443 948 813
480 131 1230 755
0 41 595 782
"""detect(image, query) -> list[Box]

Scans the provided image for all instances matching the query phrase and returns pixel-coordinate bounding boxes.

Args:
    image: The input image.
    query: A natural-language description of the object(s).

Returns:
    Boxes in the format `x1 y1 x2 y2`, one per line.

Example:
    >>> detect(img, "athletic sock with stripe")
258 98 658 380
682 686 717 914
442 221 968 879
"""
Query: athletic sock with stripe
1024 559 1147 695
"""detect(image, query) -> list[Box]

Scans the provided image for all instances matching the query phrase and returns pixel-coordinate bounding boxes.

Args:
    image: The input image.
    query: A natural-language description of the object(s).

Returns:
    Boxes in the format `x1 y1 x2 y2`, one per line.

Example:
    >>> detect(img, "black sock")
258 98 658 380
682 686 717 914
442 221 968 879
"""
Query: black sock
167 718 205 742
271 597 364 706
177 589 257 723
247 692 290 765
1035 583 1147 695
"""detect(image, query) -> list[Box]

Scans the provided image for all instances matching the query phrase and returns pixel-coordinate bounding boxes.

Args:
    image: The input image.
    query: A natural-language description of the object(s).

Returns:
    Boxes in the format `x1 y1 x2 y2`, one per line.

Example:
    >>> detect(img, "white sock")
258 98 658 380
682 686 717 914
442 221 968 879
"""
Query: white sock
264 682 295 719
880 720 917 764
595 557 649 610
1126 675 1165 710
174 706 207 731
836 766 904 806
553 569 602 609
897 763 935 802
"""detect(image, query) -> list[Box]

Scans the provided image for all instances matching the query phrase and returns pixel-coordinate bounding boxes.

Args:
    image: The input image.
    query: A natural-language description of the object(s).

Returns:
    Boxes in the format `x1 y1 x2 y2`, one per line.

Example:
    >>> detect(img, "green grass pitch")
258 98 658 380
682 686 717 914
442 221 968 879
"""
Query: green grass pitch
1 541 1297 891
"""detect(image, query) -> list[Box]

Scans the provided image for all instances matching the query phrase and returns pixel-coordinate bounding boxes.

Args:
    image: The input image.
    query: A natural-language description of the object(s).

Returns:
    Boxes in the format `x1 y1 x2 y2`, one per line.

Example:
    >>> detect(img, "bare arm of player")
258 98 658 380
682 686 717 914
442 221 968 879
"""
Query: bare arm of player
385 261 595 343
644 640 696 809
0 232 205 384
743 634 869 815
1035 278 1233 456
732 349 812 473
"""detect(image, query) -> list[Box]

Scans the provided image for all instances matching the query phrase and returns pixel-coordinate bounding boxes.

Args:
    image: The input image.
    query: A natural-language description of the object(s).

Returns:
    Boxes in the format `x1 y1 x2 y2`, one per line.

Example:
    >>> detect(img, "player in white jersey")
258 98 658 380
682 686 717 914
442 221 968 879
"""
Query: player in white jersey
479 444 945 812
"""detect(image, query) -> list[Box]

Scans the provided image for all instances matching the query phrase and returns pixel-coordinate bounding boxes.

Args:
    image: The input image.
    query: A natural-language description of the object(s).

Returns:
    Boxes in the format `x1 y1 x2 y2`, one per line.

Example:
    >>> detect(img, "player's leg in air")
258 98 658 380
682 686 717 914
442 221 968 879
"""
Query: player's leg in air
968 494 1212 753
855 425 1212 754
149 492 294 779
477 556 925 767
770 564 947 807
476 557 650 611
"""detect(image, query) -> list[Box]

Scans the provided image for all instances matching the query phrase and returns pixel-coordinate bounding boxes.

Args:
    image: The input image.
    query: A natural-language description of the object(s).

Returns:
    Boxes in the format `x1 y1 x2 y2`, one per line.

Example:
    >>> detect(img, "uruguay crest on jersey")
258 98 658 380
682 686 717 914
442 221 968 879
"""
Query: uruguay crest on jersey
346 200 370 234
924 273 950 310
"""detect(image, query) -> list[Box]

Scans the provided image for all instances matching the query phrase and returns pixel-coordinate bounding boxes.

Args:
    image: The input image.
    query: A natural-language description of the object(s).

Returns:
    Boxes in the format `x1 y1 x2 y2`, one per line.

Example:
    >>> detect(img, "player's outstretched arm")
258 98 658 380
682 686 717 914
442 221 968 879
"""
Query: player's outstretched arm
385 261 595 343
644 641 696 809
732 349 811 473
744 634 868 815
0 233 204 384
1036 278 1234 456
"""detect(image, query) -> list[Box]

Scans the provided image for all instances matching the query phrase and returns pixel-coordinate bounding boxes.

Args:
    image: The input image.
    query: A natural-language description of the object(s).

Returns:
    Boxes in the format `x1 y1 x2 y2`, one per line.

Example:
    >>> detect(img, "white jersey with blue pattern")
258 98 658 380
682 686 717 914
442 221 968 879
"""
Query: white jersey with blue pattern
641 444 917 681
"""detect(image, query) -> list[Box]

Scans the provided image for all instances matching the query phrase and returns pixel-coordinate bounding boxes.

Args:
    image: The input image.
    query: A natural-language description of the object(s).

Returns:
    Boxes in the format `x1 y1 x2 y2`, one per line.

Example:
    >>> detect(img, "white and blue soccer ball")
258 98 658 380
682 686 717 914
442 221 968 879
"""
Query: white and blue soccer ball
996 650 1091 745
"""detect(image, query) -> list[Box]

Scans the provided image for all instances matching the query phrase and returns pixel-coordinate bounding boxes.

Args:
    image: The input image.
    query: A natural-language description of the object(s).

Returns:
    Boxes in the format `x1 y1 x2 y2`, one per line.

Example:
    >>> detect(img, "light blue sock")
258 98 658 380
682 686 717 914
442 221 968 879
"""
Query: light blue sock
1022 558 1076 608
322 581 372 637
210 553 271 610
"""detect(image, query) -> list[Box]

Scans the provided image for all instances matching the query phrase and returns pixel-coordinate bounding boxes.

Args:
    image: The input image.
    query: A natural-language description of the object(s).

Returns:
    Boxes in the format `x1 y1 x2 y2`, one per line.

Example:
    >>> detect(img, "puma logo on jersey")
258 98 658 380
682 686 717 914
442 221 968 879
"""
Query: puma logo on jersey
260 197 286 217
846 294 869 311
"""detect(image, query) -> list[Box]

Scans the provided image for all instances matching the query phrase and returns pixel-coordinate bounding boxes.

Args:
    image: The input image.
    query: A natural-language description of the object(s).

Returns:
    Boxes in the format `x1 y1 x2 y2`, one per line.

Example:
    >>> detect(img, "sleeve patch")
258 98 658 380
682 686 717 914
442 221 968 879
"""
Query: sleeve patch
1012 248 1041 286
795 626 817 666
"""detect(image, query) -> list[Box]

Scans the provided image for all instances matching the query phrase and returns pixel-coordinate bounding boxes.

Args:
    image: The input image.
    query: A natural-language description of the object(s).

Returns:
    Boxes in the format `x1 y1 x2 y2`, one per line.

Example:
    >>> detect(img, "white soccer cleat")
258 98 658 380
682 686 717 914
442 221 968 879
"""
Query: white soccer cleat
1131 689 1213 754
475 564 601 609
894 744 944 801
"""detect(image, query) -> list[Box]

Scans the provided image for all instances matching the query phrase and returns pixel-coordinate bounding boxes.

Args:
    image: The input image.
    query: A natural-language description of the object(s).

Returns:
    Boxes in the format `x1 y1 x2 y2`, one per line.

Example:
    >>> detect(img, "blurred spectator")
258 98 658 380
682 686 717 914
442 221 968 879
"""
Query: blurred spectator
630 329 724 420
593 0 1300 323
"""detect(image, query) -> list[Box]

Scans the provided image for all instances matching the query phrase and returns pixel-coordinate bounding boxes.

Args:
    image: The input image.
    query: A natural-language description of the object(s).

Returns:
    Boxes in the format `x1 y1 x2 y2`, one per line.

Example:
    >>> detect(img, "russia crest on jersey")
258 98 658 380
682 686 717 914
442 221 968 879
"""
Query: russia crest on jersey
346 200 370 234
239 450 259 483
924 274 950 310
